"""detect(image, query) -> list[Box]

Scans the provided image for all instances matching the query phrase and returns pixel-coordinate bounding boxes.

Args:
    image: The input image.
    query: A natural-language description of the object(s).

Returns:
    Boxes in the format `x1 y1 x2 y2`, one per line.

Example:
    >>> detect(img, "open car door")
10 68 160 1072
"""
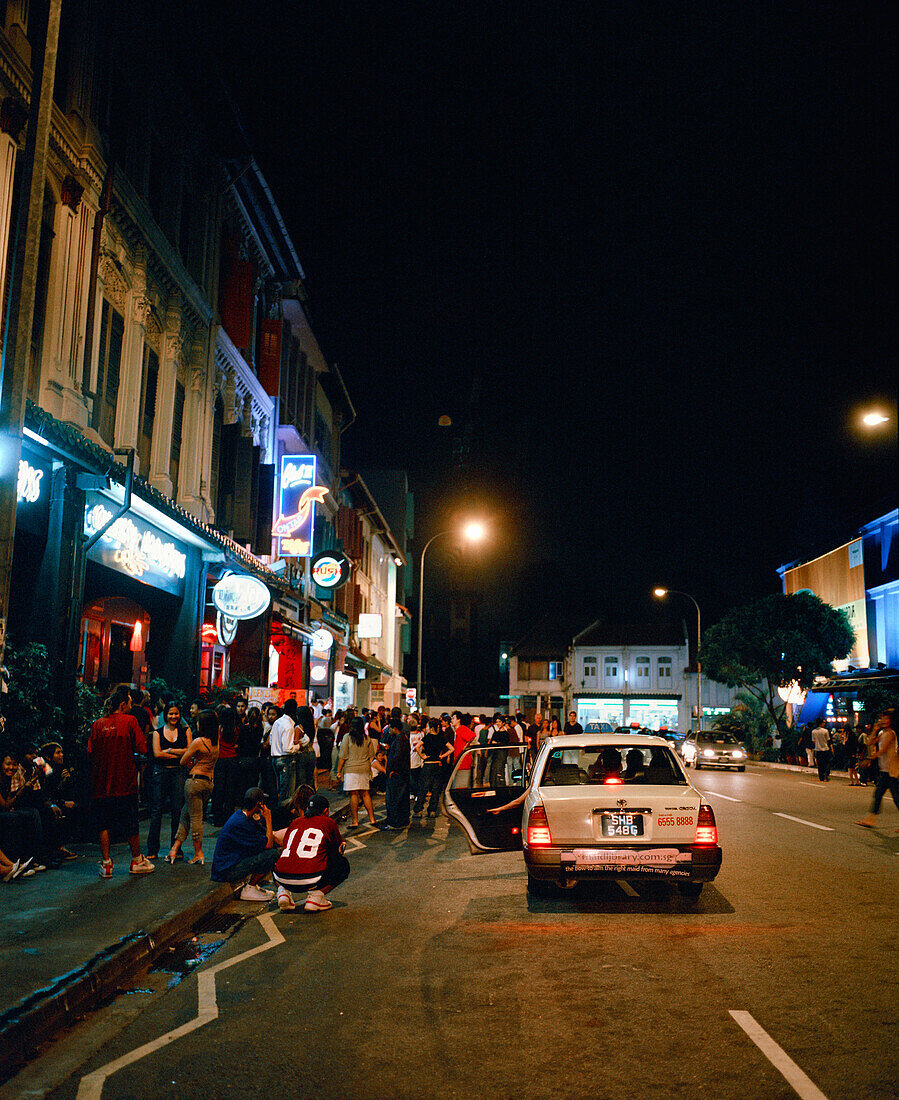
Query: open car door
442 745 527 854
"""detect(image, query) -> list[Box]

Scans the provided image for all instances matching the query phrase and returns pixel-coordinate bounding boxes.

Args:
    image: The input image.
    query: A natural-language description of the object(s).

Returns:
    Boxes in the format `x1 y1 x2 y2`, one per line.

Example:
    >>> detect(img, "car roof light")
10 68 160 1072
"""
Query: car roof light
603 776 624 784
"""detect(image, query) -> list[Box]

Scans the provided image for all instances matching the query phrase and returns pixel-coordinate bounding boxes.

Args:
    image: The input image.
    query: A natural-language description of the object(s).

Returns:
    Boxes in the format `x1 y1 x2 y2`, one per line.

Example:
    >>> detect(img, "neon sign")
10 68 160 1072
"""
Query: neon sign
311 550 350 590
17 460 43 503
212 573 271 620
273 454 327 558
84 502 187 581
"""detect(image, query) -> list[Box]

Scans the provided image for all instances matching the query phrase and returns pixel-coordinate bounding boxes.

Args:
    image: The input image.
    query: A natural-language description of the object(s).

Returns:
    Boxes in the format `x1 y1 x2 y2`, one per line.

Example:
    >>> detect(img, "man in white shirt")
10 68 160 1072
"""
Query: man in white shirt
811 722 832 782
269 699 309 803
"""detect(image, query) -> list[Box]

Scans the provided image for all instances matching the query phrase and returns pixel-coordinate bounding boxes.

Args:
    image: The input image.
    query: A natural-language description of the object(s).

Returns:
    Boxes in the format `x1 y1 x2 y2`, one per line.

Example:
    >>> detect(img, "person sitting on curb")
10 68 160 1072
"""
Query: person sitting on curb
210 787 280 902
272 794 349 912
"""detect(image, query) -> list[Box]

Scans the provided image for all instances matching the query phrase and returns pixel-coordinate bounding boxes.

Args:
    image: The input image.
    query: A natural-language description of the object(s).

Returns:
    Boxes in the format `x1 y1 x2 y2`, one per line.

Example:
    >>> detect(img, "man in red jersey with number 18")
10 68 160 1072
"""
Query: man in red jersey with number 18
273 794 350 912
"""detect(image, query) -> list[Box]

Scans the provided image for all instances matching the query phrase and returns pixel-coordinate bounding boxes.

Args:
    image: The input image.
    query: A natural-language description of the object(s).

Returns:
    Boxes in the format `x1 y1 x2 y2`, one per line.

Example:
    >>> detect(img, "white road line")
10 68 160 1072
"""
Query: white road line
704 792 743 802
76 913 284 1100
772 812 834 832
617 880 639 897
730 1011 829 1100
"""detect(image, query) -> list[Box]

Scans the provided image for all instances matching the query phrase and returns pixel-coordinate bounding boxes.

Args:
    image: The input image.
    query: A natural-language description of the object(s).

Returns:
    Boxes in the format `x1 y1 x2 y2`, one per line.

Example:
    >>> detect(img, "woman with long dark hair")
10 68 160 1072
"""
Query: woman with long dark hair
337 717 377 827
167 709 219 865
147 702 190 859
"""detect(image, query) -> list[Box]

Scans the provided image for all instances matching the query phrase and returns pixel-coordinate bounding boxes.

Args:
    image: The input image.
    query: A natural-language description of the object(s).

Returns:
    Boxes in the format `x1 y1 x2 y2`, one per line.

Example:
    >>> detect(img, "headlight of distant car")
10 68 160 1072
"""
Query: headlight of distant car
731 750 745 760
702 749 715 758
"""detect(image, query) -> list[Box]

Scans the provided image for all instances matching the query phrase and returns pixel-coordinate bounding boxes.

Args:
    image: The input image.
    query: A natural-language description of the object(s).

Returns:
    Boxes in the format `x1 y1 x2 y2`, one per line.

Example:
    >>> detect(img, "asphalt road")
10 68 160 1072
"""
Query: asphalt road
9 767 897 1100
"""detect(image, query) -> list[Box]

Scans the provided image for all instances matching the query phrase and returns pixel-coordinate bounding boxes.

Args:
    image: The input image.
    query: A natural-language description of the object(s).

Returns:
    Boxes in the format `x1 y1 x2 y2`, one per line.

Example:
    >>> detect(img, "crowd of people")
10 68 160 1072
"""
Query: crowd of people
3 693 895 887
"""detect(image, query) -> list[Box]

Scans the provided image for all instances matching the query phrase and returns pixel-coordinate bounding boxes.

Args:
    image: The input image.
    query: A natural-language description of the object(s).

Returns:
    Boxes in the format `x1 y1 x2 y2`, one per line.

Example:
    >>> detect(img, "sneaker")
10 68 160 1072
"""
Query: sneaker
239 884 274 902
58 848 78 861
129 856 155 875
277 890 296 911
98 859 113 878
304 889 332 912
3 860 21 883
21 868 36 878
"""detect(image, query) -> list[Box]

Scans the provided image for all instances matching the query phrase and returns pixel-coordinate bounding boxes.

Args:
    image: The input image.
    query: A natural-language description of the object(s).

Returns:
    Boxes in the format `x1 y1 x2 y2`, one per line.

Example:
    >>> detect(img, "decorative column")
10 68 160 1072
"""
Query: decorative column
149 294 181 498
178 328 210 520
114 249 151 451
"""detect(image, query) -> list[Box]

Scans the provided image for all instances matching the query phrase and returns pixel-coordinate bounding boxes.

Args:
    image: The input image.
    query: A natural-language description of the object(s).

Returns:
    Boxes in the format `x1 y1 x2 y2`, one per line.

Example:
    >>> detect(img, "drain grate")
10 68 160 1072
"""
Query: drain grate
195 911 244 935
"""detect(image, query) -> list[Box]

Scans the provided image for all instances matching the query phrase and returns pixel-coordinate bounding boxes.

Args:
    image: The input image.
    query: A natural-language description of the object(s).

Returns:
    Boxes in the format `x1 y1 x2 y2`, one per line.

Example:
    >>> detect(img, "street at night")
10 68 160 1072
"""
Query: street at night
0 4 896 1098
4 766 894 1100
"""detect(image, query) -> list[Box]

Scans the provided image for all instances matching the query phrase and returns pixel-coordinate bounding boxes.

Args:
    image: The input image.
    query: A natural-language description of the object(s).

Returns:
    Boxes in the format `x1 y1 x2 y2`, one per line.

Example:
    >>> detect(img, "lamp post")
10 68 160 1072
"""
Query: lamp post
417 521 485 708
654 587 702 733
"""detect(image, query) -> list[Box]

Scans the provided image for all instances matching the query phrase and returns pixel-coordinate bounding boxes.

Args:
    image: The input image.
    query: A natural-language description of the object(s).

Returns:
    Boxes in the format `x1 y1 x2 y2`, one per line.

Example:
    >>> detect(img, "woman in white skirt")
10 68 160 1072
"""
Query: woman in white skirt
337 717 378 827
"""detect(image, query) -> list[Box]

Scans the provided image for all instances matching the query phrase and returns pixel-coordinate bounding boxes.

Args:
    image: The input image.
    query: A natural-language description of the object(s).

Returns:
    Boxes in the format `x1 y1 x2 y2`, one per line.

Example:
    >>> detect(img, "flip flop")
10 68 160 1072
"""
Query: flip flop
853 820 874 829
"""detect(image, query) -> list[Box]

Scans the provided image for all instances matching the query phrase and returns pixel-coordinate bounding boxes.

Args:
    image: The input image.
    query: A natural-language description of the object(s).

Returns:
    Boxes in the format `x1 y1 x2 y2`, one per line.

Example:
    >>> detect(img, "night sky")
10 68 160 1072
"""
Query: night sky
192 3 896 671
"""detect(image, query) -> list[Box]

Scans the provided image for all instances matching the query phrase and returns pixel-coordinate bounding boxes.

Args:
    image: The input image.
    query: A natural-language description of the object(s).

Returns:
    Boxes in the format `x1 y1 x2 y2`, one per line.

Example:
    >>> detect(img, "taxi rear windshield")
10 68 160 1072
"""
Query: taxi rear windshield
540 744 686 786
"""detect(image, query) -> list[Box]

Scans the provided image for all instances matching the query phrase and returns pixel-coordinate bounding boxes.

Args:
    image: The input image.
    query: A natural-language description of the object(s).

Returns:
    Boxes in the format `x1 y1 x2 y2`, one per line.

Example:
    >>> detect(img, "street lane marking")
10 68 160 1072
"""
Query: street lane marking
617 880 639 896
729 1011 829 1100
77 913 284 1100
704 792 743 802
772 813 834 832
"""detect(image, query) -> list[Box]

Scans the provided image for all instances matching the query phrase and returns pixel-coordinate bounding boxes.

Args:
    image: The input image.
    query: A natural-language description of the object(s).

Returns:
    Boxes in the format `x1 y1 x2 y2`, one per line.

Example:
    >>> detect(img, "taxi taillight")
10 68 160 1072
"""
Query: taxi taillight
694 803 717 845
526 804 552 847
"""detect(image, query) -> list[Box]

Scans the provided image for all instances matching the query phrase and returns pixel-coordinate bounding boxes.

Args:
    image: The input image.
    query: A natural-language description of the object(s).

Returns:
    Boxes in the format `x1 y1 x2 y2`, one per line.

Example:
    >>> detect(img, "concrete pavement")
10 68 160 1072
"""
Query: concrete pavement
0 789 353 1080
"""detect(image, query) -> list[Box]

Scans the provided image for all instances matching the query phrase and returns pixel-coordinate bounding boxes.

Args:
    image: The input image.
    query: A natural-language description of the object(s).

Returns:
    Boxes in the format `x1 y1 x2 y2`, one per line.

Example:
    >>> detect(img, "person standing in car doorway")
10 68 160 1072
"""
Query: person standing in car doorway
811 721 832 781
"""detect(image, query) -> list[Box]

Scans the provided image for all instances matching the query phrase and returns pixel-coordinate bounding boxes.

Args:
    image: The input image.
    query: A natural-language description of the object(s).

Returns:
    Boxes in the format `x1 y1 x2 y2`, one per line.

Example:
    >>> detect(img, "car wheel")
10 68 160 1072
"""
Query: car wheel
737 765 745 772
527 874 554 898
678 882 704 899
694 759 702 770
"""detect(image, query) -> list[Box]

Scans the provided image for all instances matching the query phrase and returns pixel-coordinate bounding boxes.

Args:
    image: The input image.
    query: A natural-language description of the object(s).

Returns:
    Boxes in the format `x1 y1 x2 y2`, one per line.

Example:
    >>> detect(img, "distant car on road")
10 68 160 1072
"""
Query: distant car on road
443 734 721 900
681 731 747 771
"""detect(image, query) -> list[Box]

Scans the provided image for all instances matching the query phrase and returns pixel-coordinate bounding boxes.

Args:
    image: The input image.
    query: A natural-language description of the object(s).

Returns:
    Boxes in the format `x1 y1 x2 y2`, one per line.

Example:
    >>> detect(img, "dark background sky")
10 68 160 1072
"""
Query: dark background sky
193 2 895 676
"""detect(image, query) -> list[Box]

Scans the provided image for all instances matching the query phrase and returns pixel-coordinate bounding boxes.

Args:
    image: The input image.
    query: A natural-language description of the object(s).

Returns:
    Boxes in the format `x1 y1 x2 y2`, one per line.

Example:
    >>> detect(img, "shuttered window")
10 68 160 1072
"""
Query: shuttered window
93 299 124 446
137 346 158 477
169 380 185 496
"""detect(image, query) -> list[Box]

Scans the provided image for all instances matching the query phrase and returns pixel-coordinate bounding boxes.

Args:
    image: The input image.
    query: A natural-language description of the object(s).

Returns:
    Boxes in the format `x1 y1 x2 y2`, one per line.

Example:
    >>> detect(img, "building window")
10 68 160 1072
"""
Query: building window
548 660 563 680
658 657 672 680
583 657 597 679
169 380 185 496
604 657 619 683
636 656 651 680
93 299 124 446
137 346 158 477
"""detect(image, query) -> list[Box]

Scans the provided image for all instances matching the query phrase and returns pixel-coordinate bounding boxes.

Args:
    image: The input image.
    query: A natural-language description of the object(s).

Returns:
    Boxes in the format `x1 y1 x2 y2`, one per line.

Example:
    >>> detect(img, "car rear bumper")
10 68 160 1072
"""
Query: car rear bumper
524 844 722 884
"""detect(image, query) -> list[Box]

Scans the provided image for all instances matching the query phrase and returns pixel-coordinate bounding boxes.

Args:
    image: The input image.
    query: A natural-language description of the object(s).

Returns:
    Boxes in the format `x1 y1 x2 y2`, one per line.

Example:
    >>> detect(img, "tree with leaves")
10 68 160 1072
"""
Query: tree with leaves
700 591 855 731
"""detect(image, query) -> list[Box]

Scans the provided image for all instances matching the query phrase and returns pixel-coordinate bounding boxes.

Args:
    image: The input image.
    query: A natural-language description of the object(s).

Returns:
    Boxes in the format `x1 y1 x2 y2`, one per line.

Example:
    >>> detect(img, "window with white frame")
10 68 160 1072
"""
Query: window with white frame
636 656 651 681
583 656 597 679
604 656 619 683
658 656 672 681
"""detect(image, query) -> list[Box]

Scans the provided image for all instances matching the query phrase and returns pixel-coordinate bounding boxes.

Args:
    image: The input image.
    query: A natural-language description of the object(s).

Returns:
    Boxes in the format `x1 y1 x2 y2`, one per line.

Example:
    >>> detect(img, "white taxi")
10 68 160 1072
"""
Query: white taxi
443 734 721 898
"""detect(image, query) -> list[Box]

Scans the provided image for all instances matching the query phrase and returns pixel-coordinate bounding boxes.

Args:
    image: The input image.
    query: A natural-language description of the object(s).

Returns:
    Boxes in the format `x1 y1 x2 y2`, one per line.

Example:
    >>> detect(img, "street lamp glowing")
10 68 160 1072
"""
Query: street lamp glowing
463 521 486 542
653 587 668 598
861 411 890 427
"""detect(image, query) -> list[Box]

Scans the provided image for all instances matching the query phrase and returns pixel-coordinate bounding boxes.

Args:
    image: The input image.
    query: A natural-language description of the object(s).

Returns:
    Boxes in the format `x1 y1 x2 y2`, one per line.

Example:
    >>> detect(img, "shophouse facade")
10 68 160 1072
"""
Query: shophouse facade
777 506 899 726
1 3 404 717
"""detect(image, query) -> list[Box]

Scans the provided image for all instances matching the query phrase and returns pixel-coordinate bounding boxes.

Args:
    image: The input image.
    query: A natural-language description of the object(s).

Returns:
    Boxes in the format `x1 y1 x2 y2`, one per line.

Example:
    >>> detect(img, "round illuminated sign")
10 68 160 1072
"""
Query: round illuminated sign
310 665 328 683
310 550 350 590
311 627 334 651
212 573 271 620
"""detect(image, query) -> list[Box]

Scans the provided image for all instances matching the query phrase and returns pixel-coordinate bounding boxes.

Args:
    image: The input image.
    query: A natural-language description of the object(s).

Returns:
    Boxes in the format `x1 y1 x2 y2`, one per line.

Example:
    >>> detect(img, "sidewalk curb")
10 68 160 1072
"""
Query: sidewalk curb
0 880 235 1080
0 790 353 1080
751 761 851 777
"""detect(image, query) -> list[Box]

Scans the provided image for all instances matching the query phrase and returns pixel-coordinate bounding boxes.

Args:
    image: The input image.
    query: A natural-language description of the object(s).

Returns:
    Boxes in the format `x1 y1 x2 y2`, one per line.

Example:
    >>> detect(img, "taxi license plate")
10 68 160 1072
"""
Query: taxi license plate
600 812 643 837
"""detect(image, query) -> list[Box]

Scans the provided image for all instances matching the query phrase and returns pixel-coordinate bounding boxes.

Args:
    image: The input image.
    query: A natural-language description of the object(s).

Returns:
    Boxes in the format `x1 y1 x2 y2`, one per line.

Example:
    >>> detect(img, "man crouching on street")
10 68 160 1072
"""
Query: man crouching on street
272 794 350 912
211 787 280 902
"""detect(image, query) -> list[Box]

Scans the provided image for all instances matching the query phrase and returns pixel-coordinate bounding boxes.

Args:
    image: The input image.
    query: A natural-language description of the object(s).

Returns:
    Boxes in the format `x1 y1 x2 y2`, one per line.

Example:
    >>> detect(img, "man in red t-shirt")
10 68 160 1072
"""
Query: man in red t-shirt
88 685 154 877
451 711 475 766
272 794 349 911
